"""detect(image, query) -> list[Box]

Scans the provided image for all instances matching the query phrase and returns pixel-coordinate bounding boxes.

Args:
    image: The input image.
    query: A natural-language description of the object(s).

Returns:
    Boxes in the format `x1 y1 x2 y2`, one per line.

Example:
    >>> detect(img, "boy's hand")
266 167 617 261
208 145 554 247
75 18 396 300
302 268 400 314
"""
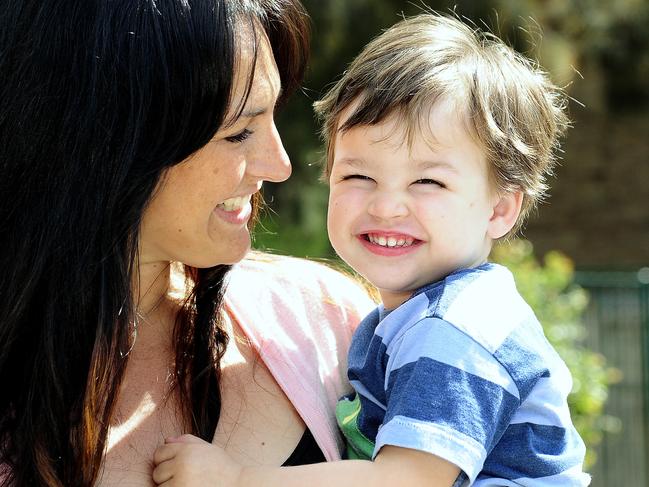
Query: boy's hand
152 433 244 487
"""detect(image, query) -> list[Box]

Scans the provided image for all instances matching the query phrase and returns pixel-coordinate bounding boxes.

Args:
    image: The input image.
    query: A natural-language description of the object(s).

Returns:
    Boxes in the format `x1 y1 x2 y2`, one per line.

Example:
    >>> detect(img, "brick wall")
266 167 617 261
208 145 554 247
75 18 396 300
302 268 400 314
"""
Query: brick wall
523 108 649 269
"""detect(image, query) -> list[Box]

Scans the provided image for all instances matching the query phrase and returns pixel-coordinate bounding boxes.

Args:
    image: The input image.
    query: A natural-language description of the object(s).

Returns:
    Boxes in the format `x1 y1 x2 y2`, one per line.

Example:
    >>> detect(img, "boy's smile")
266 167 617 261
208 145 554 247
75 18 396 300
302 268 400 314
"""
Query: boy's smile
361 232 420 254
327 99 519 309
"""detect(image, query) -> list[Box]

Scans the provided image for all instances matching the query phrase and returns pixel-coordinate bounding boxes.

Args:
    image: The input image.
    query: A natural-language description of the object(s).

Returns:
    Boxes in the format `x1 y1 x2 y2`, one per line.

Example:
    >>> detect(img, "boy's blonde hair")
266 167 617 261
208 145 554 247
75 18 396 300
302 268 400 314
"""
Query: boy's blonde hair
314 13 569 235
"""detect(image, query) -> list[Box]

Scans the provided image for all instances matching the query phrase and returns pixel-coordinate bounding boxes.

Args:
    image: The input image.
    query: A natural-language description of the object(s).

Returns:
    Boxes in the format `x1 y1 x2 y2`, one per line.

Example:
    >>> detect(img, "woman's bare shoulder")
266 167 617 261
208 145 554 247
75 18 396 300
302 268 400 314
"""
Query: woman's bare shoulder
226 251 376 339
232 251 377 304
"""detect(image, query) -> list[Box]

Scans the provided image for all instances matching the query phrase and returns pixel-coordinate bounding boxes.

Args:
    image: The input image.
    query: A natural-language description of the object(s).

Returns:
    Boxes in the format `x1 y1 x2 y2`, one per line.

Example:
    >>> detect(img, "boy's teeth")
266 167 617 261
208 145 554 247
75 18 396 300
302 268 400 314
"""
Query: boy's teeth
368 234 415 248
217 196 249 211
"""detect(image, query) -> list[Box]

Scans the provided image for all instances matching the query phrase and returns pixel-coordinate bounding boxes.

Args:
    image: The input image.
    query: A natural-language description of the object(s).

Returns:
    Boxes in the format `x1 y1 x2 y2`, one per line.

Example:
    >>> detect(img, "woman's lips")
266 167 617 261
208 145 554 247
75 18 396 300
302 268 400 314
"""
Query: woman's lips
213 195 252 224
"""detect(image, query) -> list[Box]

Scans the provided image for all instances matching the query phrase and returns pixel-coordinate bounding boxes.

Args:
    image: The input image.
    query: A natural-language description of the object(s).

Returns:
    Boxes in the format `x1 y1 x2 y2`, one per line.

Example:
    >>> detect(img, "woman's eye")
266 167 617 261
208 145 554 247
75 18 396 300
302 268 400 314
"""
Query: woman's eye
414 178 444 187
225 129 253 143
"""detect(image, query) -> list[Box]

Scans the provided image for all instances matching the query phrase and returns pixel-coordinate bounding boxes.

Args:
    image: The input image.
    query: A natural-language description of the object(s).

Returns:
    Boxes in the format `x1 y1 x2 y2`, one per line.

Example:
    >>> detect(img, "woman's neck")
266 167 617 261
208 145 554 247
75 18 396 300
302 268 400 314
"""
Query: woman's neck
135 260 172 315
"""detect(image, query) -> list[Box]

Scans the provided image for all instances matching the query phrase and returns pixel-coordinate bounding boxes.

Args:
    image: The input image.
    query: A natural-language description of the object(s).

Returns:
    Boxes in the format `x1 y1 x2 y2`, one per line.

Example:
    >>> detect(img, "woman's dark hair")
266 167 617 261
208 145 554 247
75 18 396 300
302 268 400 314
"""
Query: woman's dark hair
0 0 309 485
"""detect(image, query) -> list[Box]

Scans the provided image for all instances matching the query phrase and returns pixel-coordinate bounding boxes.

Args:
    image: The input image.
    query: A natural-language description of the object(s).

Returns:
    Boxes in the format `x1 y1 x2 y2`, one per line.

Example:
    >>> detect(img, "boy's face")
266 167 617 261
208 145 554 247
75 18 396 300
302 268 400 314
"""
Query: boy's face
327 99 513 309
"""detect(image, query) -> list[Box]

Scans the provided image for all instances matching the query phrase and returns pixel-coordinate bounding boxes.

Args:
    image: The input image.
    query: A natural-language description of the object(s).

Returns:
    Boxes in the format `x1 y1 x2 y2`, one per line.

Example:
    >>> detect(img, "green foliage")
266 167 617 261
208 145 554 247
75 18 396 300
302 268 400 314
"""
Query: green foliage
492 239 619 469
253 198 332 259
493 0 649 112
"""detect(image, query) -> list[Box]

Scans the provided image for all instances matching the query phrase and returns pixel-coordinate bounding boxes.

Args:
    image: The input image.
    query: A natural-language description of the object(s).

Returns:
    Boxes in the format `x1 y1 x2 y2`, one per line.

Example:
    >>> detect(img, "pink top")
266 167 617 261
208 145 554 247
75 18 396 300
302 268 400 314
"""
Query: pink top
224 253 376 461
0 254 374 482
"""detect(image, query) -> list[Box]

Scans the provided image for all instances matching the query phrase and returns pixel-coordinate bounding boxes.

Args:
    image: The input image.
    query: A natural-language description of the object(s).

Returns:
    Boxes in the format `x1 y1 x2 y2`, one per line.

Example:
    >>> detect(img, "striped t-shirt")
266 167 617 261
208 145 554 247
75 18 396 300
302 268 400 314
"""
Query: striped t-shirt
336 263 590 486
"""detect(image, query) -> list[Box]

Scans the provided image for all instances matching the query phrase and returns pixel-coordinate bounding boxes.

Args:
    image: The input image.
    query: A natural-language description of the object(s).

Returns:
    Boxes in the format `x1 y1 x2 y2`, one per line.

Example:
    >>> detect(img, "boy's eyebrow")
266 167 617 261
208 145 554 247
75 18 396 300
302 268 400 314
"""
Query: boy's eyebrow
415 159 459 173
334 157 368 168
335 157 460 173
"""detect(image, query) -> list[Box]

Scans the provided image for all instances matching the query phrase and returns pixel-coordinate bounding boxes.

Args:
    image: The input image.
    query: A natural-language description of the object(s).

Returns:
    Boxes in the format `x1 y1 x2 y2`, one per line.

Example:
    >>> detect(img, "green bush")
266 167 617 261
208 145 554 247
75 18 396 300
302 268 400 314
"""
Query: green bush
492 239 619 469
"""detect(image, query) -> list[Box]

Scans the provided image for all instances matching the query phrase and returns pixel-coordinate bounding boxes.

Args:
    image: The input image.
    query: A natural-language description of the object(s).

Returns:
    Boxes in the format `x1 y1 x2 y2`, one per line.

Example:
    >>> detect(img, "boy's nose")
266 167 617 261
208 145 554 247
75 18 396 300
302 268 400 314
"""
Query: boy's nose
367 191 409 220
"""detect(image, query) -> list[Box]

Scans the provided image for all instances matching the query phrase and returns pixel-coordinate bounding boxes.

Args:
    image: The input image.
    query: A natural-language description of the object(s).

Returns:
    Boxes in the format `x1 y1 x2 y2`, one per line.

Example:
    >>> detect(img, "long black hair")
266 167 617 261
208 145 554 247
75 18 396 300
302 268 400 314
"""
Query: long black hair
0 0 309 485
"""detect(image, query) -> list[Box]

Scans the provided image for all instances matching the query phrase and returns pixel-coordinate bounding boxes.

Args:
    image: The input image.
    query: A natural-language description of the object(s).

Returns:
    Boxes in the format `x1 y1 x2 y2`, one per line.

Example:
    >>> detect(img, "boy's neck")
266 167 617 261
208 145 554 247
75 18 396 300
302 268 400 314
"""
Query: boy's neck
378 259 490 311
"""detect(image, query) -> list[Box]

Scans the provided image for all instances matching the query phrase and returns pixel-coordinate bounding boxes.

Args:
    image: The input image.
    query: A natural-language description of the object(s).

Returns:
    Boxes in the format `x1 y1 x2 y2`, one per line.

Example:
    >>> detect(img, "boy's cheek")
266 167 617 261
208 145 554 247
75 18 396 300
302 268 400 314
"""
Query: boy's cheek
328 191 350 210
330 185 367 202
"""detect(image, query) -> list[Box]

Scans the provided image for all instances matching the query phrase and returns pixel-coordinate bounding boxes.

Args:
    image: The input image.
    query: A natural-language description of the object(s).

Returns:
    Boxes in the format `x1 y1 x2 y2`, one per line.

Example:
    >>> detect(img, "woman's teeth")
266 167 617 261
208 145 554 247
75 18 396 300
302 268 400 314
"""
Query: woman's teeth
367 234 415 247
217 196 249 212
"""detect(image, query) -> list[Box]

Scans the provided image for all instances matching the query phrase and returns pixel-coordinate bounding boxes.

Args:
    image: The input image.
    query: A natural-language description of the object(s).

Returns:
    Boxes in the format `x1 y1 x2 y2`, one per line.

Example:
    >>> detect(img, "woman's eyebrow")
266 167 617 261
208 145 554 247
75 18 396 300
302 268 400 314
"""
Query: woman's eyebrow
241 88 284 119
241 84 284 119
241 107 267 118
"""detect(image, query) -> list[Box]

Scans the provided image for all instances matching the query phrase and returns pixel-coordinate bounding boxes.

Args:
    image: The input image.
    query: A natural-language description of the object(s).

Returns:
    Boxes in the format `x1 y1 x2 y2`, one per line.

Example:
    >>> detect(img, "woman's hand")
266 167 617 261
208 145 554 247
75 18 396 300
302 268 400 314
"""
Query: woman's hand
152 434 244 487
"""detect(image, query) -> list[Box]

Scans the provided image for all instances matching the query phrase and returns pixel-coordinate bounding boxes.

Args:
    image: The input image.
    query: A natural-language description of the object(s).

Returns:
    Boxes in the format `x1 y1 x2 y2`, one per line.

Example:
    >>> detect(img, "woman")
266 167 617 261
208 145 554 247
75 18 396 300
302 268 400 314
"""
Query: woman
0 1 374 485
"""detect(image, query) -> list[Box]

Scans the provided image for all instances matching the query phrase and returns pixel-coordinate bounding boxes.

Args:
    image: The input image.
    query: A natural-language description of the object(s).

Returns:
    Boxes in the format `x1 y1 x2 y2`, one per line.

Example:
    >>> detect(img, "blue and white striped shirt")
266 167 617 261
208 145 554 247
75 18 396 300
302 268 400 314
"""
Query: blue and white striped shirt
337 263 590 486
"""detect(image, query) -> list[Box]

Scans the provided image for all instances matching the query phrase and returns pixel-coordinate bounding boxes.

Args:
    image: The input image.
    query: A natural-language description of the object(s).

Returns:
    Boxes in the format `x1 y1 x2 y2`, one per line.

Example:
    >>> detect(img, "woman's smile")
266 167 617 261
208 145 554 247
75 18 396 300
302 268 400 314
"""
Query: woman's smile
214 194 254 224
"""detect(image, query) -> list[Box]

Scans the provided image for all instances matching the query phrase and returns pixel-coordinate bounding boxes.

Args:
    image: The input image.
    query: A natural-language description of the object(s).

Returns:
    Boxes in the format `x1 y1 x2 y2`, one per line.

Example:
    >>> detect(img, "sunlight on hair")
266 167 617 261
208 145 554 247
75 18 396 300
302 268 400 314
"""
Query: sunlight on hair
168 262 188 301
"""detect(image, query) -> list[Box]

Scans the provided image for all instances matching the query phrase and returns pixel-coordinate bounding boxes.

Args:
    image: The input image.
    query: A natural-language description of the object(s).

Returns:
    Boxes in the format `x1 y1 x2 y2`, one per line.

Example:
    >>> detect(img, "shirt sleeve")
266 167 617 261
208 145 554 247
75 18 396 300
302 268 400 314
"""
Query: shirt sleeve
225 252 376 461
375 317 520 483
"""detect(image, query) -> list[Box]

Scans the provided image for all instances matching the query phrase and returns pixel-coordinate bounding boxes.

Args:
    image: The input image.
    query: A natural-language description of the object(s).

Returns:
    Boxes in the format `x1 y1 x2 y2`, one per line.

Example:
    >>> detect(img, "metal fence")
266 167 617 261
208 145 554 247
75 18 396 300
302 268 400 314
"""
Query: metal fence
576 270 649 486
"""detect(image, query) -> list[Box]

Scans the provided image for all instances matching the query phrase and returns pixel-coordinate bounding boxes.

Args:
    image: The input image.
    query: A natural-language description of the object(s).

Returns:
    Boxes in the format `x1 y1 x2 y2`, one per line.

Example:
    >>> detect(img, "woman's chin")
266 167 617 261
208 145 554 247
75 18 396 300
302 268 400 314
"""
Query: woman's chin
209 239 252 267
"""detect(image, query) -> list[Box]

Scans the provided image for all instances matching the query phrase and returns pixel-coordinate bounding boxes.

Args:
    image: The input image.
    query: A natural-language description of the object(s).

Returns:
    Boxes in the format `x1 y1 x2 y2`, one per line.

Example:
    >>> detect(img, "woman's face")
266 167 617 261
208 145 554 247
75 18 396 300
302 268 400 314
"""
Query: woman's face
139 32 291 268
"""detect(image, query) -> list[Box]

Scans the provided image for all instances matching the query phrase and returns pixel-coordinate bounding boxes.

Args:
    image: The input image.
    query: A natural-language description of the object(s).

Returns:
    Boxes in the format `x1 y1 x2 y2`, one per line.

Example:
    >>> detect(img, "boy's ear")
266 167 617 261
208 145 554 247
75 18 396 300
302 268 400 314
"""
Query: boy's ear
487 190 523 239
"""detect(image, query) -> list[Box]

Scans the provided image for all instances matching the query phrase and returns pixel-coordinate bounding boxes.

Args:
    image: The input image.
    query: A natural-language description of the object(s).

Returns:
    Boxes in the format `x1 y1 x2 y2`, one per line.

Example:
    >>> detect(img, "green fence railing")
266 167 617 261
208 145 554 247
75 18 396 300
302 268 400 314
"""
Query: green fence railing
575 269 649 486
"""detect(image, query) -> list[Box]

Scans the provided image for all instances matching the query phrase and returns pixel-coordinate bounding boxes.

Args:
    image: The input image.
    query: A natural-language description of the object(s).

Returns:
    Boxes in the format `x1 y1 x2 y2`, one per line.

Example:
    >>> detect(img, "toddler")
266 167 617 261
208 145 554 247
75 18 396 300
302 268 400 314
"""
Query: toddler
152 13 589 486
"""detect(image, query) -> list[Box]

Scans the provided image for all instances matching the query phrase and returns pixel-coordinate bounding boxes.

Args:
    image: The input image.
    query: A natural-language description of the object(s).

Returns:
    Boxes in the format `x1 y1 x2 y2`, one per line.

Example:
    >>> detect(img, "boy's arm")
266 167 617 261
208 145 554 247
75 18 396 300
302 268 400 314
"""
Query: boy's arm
152 436 460 487
240 445 461 487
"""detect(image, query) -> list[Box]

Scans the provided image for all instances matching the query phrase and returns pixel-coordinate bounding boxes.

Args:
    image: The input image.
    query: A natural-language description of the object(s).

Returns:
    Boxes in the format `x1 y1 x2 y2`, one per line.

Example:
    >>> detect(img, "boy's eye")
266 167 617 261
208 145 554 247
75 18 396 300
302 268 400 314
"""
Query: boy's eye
341 174 373 182
413 178 445 188
225 128 253 143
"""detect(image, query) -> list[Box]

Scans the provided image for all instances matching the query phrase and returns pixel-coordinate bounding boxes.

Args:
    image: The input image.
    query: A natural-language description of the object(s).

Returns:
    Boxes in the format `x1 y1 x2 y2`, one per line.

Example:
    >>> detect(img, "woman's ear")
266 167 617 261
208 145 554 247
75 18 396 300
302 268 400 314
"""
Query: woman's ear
487 191 523 239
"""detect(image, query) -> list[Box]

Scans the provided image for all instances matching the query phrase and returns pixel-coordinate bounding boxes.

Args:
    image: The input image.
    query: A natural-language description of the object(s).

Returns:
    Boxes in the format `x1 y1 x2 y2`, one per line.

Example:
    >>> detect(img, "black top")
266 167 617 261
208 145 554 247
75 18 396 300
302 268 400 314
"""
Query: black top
281 428 326 466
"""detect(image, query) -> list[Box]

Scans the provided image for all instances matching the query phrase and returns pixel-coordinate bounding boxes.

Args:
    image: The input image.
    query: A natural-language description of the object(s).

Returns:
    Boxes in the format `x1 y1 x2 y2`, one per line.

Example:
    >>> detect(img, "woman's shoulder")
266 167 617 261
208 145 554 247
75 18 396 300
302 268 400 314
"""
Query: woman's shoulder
225 251 376 340
229 251 376 306
224 253 376 461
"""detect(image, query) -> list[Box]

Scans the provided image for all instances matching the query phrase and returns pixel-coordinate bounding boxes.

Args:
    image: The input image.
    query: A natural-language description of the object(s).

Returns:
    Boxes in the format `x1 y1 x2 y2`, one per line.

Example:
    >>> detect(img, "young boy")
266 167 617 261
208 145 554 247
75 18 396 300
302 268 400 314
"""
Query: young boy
152 13 590 486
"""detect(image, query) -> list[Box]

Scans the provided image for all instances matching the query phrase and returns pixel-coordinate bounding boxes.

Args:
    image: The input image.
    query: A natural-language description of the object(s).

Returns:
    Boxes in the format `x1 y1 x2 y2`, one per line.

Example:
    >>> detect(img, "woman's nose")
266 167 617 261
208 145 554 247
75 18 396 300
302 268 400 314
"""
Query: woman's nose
248 122 292 183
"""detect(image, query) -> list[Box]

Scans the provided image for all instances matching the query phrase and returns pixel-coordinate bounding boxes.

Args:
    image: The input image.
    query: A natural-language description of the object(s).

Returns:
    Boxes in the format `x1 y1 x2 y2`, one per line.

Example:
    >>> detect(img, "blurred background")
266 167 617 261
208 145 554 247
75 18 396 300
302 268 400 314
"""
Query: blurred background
252 1 649 484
